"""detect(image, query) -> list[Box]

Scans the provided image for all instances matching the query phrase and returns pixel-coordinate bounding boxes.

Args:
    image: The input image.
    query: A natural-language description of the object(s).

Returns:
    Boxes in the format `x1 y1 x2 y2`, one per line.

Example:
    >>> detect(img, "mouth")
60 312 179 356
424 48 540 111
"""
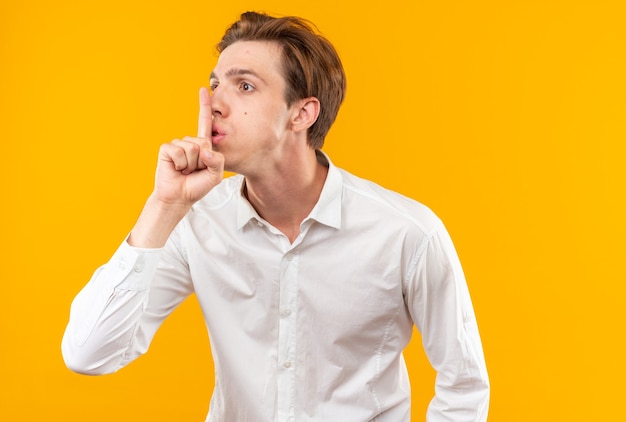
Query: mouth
211 125 226 143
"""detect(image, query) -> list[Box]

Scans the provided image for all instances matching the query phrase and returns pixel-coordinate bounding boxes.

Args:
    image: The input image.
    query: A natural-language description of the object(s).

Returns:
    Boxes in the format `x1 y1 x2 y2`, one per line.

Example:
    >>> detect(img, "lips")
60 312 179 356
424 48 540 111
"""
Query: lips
211 124 226 143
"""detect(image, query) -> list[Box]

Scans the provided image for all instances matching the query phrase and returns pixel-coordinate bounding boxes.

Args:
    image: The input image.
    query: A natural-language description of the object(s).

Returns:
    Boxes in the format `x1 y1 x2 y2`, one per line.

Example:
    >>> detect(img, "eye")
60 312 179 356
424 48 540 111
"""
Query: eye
240 82 254 92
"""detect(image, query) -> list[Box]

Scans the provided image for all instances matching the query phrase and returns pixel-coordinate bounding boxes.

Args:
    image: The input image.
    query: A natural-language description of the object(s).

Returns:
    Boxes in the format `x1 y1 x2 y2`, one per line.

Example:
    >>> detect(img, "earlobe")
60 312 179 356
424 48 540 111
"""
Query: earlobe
292 97 320 132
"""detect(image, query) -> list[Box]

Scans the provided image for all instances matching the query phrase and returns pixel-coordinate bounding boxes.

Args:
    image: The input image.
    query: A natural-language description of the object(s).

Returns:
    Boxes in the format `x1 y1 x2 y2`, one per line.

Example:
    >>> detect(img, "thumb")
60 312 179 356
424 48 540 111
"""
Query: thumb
200 149 225 173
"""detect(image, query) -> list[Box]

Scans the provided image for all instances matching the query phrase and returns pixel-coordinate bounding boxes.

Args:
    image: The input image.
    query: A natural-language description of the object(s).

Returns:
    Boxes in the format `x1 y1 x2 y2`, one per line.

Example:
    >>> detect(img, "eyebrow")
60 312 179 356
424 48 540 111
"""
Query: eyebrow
209 68 266 84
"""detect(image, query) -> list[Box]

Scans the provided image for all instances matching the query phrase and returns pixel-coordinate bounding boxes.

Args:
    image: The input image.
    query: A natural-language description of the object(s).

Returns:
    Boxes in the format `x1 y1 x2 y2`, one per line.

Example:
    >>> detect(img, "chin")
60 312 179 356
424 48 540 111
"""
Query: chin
222 158 239 174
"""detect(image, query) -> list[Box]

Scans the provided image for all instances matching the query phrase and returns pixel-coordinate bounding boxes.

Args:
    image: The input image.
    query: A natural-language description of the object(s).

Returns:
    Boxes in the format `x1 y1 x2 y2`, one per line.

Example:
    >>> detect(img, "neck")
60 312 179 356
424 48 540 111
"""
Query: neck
244 150 328 243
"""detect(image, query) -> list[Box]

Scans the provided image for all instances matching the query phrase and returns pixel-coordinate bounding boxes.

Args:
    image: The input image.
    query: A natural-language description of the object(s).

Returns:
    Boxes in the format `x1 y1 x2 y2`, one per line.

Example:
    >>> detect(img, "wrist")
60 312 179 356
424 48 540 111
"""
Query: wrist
128 194 191 248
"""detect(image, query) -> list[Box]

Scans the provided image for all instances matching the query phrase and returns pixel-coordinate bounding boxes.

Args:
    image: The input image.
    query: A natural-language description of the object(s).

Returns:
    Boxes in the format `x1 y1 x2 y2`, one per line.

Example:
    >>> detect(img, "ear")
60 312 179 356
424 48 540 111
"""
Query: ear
291 97 320 133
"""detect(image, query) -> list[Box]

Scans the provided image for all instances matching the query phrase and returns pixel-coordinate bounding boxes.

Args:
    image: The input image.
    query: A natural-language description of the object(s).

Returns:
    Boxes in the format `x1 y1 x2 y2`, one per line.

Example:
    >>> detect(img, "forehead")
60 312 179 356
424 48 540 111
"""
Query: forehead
212 40 283 81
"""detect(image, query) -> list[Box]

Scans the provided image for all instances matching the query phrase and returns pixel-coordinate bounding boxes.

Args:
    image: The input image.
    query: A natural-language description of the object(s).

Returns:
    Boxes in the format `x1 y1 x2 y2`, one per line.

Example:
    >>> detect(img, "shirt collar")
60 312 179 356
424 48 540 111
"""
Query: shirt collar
236 151 343 230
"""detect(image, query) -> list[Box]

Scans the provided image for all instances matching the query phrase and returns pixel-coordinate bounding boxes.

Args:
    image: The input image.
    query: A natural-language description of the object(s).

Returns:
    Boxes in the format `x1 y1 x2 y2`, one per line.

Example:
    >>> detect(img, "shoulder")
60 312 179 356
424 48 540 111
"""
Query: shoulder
338 168 444 236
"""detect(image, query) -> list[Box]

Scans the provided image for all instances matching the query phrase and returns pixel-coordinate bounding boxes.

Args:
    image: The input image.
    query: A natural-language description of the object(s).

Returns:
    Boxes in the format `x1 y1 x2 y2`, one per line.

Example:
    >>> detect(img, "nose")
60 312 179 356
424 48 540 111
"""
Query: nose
210 88 226 118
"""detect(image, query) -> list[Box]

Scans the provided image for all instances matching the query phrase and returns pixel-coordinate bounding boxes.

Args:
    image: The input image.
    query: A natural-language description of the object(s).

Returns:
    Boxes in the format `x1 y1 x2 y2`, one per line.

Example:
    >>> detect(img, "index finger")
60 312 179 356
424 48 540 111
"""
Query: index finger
197 87 212 138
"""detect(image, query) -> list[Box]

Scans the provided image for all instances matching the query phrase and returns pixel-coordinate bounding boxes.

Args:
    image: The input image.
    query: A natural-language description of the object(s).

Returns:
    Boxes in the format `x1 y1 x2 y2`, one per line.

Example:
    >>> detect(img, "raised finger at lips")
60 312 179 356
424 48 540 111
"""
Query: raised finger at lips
197 87 213 139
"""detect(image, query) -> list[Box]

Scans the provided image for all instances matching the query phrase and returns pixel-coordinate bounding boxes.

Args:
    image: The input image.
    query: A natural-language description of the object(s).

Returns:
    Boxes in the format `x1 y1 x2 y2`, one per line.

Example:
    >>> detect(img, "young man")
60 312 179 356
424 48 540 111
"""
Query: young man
62 11 489 421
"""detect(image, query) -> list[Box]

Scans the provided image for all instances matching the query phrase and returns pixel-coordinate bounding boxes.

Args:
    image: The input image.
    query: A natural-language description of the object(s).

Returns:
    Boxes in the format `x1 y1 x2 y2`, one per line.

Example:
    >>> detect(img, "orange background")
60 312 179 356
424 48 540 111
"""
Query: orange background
1 0 624 420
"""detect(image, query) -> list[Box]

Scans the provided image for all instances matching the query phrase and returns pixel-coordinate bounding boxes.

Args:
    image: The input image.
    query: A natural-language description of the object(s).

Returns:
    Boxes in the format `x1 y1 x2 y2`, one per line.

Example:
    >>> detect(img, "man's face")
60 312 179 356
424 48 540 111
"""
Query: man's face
209 40 296 176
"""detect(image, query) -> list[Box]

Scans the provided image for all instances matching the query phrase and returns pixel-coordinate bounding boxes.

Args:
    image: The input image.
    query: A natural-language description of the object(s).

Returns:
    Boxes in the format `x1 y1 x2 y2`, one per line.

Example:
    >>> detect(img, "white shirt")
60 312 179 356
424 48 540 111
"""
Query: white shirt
62 153 489 421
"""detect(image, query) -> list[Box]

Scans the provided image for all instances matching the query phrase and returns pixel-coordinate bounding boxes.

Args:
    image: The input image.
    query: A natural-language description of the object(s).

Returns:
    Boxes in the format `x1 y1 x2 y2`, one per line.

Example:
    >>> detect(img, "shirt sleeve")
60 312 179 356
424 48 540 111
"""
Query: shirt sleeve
61 230 193 375
404 223 490 421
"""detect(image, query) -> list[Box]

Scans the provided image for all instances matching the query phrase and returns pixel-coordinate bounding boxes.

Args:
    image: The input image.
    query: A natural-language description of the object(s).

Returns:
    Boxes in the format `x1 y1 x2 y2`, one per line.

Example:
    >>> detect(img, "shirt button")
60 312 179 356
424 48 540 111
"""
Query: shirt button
133 266 143 273
281 309 292 317
285 254 293 261
283 361 292 369
255 220 264 227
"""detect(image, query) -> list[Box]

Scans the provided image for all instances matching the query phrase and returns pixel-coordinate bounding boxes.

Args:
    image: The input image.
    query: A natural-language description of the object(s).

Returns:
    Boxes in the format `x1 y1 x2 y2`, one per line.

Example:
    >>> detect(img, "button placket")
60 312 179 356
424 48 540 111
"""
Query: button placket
276 251 298 421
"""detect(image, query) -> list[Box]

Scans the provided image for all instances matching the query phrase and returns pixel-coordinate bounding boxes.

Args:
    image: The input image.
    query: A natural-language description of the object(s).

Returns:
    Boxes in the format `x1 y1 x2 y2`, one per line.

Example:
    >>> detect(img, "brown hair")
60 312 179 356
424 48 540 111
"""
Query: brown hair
217 11 346 150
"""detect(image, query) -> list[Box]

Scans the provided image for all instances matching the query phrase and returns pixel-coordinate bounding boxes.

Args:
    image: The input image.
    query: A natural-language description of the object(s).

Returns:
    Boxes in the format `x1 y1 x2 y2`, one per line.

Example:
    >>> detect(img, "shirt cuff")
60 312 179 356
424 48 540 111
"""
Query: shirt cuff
108 239 163 291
